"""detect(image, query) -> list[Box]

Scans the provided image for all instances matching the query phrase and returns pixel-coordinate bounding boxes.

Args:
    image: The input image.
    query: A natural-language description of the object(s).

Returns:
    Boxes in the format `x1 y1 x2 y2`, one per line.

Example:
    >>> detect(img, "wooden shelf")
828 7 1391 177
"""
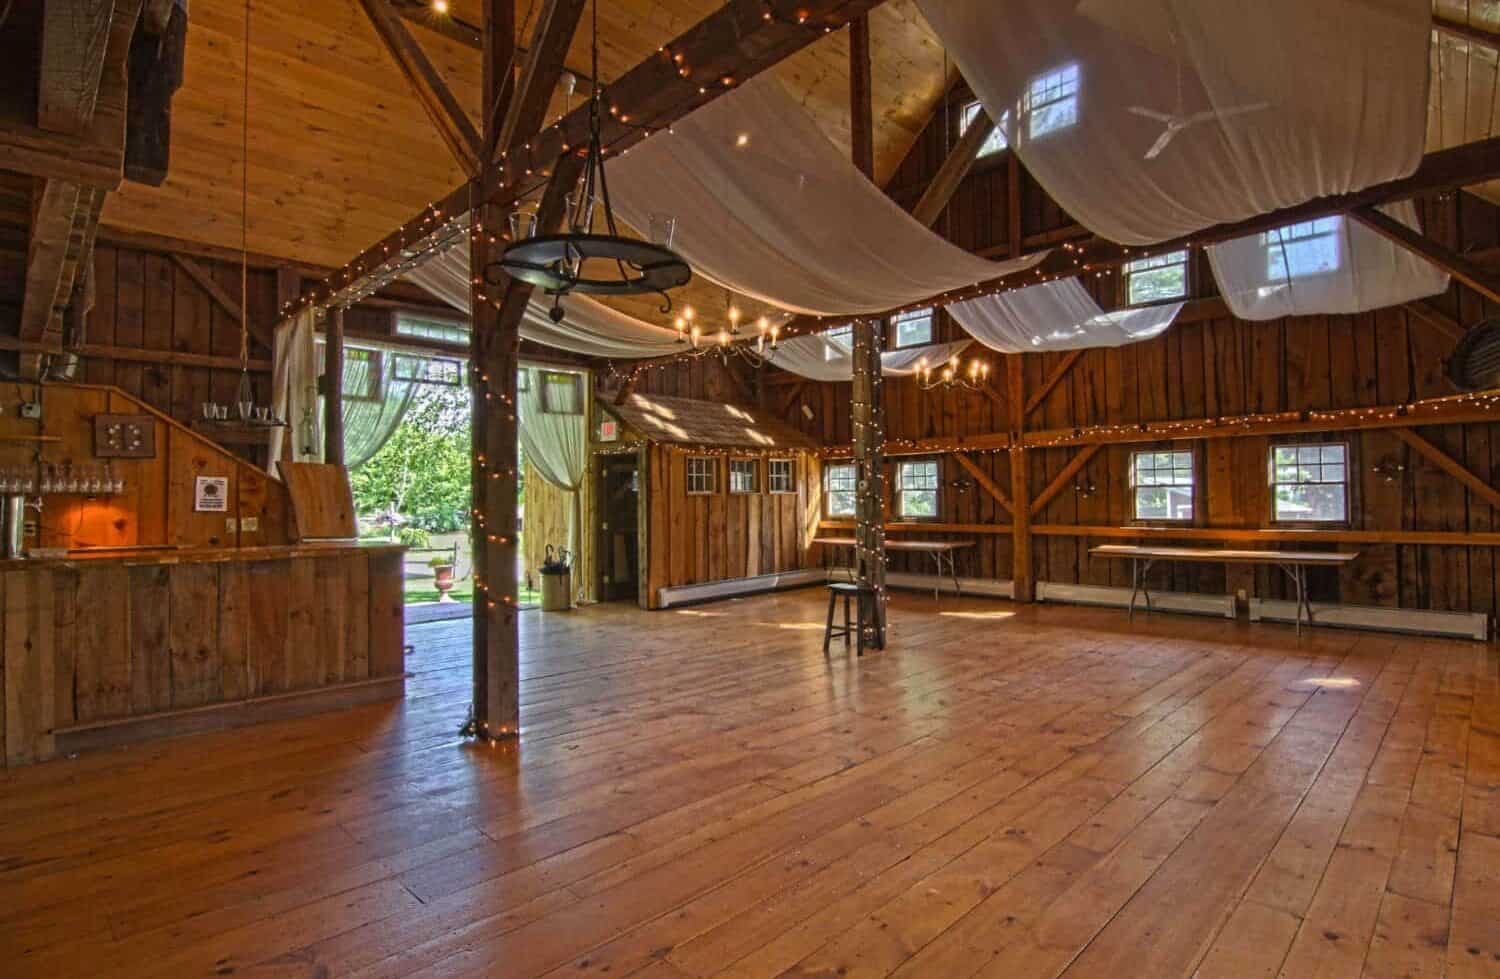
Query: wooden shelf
0 435 62 443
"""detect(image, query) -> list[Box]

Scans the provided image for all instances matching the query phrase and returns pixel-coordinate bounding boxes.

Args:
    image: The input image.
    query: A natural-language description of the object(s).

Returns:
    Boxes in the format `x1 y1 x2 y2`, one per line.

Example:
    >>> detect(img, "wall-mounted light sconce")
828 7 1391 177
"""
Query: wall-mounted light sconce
1073 479 1098 498
1370 457 1406 484
948 478 972 494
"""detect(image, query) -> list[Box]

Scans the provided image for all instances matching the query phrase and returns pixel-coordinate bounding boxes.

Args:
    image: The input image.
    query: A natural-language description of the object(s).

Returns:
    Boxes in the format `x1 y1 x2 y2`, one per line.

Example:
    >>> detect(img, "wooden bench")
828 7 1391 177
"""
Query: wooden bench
1089 544 1360 634
814 536 975 599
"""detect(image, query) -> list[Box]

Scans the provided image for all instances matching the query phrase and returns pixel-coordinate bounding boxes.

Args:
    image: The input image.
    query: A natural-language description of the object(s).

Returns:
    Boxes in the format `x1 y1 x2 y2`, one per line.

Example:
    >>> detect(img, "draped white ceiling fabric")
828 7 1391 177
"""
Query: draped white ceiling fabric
608 74 1046 316
947 278 1183 353
767 336 974 383
919 0 1431 245
1206 201 1449 320
405 245 684 359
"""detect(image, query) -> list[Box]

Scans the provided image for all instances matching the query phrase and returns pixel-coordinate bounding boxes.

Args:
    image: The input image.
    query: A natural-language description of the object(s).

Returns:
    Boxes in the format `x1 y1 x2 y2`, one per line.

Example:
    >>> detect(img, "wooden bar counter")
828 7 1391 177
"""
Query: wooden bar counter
1 543 406 767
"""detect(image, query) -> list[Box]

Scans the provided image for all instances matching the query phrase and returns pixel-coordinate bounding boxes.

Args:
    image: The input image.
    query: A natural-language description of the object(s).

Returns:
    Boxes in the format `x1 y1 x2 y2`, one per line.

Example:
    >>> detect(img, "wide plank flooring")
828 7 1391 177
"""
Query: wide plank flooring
2 590 1498 978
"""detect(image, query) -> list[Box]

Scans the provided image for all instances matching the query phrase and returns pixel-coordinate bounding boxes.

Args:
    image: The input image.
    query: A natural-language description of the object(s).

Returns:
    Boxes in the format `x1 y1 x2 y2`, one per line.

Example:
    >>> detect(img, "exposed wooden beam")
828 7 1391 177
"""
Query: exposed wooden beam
324 307 346 465
0 335 271 373
910 110 994 228
1433 14 1500 49
495 0 588 164
953 451 1012 515
1007 356 1033 601
613 376 638 406
18 180 106 379
394 0 483 48
1351 205 1500 305
1024 349 1085 418
142 0 175 34
357 0 483 176
170 254 275 353
39 0 116 136
848 16 874 180
776 380 808 418
1392 426 1500 512
125 0 188 186
1403 301 1466 342
1029 444 1101 518
292 0 890 315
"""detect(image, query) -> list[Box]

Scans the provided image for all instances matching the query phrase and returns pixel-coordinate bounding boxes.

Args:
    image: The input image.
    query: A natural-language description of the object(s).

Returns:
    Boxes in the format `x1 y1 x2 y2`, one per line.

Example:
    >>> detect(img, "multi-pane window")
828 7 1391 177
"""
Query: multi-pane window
1023 64 1080 140
1271 443 1348 522
825 463 857 516
896 460 940 519
1131 450 1194 521
892 308 934 349
393 354 463 386
960 101 1008 157
395 313 470 345
1264 217 1342 280
729 459 759 494
541 371 583 414
768 458 795 494
1123 250 1189 305
824 324 853 360
686 457 718 495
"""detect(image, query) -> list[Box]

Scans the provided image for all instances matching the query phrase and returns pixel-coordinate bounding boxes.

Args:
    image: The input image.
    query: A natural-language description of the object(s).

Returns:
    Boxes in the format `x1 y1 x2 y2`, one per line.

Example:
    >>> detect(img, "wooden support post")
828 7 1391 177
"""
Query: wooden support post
1007 356 1033 601
323 306 345 465
852 316 887 642
471 0 517 739
849 16 874 181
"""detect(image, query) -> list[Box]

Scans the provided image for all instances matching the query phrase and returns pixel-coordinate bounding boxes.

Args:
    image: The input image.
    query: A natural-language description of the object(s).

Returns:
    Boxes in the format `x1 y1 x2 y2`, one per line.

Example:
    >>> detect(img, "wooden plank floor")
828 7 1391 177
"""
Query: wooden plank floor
2 590 1498 978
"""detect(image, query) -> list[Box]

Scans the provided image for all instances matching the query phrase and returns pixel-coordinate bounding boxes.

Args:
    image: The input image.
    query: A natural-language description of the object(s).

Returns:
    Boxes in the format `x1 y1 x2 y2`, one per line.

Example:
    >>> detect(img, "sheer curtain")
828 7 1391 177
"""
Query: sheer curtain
947 278 1183 353
268 308 322 473
336 347 417 469
1205 201 1449 320
919 0 1430 245
767 336 974 382
517 367 590 598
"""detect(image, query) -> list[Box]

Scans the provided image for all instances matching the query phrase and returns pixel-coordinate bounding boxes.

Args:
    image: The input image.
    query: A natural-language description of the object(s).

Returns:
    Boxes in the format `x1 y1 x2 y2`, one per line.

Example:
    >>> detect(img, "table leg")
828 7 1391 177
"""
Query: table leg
949 552 962 598
1277 563 1310 635
1128 558 1140 620
930 551 940 601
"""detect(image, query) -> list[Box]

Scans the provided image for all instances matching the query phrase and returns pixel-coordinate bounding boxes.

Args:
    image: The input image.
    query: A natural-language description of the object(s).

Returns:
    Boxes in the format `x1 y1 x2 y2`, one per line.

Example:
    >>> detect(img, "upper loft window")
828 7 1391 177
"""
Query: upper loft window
1270 443 1348 523
541 371 583 414
1264 217 1342 281
1023 64 1079 140
960 101 1008 157
395 313 470 345
316 343 381 402
1123 250 1189 306
892 308 934 349
393 354 464 387
825 325 853 361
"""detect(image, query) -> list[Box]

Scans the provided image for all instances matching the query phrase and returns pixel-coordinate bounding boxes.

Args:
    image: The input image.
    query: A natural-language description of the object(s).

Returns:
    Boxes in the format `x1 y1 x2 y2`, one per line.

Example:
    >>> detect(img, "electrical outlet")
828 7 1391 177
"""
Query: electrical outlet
242 517 259 533
18 402 41 420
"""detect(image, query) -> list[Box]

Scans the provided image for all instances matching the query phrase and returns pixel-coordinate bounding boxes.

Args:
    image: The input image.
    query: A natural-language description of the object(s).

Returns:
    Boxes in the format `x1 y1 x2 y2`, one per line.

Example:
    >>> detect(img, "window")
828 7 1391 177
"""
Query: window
892 308 934 349
395 313 470 345
393 354 463 386
768 458 795 494
541 371 583 414
824 325 853 360
517 370 531 392
1023 63 1079 140
960 101 1008 157
316 344 382 402
896 460 940 519
687 457 718 495
825 463 857 516
1264 217 1342 280
1270 443 1348 522
1123 250 1189 306
729 459 759 494
1131 450 1195 521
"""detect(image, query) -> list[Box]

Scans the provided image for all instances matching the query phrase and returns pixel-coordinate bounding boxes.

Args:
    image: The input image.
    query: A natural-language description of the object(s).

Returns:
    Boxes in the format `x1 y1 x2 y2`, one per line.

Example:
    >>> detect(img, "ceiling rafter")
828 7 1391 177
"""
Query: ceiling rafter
1350 204 1500 306
494 0 589 165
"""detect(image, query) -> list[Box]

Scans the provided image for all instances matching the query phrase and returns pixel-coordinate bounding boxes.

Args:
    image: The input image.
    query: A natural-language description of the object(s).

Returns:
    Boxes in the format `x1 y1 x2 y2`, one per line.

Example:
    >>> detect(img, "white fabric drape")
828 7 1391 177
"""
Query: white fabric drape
947 278 1183 353
608 74 1046 315
337 346 417 469
920 0 1431 245
517 367 589 572
268 308 322 473
1205 201 1449 320
767 336 974 383
405 245 685 358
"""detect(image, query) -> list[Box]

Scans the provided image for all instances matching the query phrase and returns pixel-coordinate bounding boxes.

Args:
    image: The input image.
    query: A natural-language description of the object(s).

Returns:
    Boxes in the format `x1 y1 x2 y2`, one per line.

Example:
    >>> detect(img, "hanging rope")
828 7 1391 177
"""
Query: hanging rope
239 0 251 375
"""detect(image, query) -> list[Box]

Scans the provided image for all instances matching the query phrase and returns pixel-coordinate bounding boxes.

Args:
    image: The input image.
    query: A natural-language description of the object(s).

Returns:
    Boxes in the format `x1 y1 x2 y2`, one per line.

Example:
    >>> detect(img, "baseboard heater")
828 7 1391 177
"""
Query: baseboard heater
1249 599 1488 641
1036 581 1236 619
884 571 1014 598
657 568 830 608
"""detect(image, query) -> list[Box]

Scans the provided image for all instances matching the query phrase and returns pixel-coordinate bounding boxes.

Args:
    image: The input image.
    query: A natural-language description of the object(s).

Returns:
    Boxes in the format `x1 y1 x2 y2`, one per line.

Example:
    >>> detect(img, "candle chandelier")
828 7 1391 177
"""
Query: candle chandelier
673 291 782 367
492 0 691 321
918 354 991 391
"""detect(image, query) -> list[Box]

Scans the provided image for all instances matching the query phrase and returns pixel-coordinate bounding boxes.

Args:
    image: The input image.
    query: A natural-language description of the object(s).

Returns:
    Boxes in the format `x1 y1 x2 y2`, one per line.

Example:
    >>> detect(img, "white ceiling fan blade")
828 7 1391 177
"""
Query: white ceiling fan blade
1127 105 1173 123
1144 127 1176 160
1204 101 1273 122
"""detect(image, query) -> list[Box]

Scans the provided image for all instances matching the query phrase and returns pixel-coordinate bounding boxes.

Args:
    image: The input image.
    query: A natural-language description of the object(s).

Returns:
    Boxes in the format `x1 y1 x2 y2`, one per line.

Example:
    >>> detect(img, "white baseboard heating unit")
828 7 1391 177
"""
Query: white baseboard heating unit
1249 599 1487 641
1036 581 1236 619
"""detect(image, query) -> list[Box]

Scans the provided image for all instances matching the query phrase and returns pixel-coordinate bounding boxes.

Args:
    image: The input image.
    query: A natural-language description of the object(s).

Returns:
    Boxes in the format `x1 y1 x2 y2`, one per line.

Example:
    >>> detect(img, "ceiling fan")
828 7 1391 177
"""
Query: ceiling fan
1127 32 1270 160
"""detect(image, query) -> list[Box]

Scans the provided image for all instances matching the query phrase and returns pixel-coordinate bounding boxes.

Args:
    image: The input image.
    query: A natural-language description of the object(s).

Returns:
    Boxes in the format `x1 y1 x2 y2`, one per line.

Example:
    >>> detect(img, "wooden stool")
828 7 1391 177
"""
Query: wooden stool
824 582 882 656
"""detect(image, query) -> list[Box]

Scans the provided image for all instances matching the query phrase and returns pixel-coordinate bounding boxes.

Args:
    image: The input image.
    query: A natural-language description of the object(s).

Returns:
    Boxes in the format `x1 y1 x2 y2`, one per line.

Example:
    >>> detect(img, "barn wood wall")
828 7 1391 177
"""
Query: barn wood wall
780 95 1500 616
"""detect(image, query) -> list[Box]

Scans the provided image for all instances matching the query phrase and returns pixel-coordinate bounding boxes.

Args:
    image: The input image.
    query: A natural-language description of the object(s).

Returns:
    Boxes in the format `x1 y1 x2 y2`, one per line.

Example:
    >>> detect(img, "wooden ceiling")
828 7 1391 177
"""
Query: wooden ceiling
1430 2 1500 204
99 0 948 273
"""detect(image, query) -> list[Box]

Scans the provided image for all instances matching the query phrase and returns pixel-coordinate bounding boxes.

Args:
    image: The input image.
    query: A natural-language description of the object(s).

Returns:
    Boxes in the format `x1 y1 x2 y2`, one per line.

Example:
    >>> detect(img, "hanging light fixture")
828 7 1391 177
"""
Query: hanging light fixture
672 291 781 367
918 355 990 391
492 0 690 321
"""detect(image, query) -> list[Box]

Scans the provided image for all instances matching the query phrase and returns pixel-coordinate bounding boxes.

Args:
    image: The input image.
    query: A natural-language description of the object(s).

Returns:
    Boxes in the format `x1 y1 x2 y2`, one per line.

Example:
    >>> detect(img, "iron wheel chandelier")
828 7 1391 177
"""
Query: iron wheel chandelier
491 0 691 321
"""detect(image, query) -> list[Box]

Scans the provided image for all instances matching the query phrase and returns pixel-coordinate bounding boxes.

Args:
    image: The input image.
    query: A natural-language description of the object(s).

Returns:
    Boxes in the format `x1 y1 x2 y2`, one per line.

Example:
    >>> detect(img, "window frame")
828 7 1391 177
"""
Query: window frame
1022 63 1080 141
891 308 935 350
394 312 471 345
1122 250 1190 307
686 456 719 496
728 458 760 495
959 100 1008 158
767 458 796 495
540 371 584 415
1263 217 1343 282
1128 448 1197 523
895 458 941 521
1268 441 1351 525
824 462 857 518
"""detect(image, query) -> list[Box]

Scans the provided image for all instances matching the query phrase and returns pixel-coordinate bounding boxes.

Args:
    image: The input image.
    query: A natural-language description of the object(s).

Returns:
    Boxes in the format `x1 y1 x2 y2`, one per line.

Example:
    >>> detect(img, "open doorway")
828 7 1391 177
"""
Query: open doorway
596 453 640 602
